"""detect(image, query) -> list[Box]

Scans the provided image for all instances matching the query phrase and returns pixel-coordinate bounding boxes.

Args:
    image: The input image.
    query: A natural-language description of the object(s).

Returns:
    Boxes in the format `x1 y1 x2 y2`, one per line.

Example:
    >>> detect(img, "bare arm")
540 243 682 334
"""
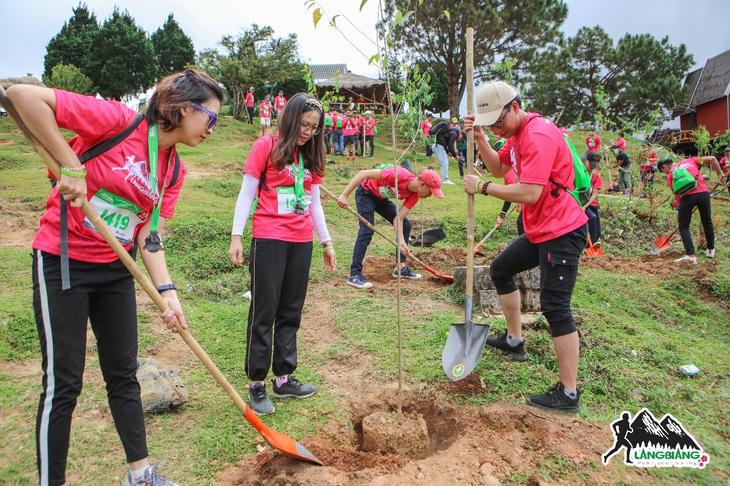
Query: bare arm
337 169 381 207
464 176 544 205
462 114 510 178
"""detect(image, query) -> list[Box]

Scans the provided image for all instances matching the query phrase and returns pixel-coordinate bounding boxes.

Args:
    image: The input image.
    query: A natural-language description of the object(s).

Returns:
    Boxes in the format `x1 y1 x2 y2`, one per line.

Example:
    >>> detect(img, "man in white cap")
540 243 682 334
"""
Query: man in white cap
462 81 588 413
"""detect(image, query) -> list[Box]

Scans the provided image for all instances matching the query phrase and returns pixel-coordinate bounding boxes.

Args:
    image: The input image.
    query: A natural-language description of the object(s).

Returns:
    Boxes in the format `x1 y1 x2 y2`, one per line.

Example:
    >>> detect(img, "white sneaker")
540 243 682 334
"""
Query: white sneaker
706 249 716 258
442 180 456 185
674 255 698 264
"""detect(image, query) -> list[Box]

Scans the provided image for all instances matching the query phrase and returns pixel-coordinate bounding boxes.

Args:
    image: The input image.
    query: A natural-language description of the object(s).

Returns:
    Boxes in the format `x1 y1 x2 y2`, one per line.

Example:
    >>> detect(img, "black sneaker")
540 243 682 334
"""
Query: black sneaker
271 376 317 399
248 382 274 415
526 382 581 413
485 332 530 361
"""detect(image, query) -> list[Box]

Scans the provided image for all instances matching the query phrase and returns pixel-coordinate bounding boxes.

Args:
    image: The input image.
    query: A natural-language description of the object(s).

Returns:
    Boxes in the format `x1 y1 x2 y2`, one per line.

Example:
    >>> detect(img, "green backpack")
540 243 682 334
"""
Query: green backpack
671 167 698 195
550 134 592 207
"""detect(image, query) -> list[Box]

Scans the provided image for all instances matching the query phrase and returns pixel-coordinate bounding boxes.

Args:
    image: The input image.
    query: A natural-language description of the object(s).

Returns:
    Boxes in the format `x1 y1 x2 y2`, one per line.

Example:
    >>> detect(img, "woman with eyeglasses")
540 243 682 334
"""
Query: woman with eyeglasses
228 93 336 416
6 68 224 486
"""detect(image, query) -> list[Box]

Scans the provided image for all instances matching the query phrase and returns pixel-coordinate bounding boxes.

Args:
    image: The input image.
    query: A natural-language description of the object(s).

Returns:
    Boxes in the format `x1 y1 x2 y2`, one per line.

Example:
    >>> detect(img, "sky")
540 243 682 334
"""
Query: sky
2 0 729 126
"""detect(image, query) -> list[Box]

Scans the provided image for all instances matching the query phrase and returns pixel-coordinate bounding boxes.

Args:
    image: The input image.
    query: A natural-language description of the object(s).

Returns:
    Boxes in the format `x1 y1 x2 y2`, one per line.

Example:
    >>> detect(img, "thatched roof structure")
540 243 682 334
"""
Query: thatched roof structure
315 72 388 113
1 76 46 89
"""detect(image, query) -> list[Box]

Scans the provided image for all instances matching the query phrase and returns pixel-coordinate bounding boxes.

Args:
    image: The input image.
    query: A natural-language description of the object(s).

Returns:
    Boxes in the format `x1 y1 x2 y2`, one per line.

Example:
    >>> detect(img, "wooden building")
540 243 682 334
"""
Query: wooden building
679 49 730 137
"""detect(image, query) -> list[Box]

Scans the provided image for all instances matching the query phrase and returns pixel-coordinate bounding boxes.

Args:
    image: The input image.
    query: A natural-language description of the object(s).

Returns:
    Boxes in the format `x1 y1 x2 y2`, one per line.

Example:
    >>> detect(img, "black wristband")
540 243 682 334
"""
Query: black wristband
480 180 491 196
157 283 177 294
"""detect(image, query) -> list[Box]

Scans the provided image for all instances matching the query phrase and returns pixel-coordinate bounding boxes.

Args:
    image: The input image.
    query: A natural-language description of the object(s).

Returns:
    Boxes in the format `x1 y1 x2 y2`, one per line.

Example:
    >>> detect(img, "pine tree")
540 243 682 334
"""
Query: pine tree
43 3 100 80
151 13 196 80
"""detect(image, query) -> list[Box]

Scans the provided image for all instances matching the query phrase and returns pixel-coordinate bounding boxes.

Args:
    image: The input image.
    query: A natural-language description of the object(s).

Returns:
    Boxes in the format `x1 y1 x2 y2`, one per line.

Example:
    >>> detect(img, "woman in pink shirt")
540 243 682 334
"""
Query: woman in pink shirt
7 69 224 486
228 94 336 416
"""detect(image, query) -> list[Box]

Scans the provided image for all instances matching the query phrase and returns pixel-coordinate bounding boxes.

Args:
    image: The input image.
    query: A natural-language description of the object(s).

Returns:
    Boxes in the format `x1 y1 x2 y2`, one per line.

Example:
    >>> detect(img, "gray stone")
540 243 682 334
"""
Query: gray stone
521 289 541 312
478 290 502 315
137 358 188 413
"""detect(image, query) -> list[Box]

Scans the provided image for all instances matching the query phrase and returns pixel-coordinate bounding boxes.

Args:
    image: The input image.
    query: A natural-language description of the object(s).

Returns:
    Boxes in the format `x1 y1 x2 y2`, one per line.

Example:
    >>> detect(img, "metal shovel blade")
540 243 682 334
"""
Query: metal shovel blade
442 297 490 381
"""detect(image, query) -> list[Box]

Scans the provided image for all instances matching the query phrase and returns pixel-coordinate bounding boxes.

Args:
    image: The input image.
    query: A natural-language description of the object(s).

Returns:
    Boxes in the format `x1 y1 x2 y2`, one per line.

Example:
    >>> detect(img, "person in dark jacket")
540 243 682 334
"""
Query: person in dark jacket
430 121 462 185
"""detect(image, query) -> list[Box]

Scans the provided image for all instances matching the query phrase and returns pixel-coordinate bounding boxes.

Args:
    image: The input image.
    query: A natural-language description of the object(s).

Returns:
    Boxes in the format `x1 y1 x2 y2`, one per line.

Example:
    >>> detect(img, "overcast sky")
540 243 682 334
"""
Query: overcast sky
2 0 729 126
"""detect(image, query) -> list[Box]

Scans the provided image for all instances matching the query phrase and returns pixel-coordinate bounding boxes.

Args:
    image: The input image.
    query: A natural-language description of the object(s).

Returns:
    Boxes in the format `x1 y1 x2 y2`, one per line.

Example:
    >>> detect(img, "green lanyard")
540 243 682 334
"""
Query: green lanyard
143 123 166 252
294 153 306 204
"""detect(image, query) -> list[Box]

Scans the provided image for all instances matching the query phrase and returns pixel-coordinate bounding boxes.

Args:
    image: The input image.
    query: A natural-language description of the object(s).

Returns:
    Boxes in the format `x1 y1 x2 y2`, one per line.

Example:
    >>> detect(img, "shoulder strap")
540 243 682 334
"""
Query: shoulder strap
167 153 181 189
78 113 145 163
258 135 275 195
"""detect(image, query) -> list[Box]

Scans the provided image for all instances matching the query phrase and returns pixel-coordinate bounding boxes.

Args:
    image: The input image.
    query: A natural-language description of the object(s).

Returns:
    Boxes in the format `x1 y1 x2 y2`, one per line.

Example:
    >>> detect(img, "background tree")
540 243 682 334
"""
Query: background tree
383 0 567 116
414 59 448 115
43 3 99 80
85 8 157 100
42 63 95 95
197 25 303 119
151 13 196 80
525 26 694 128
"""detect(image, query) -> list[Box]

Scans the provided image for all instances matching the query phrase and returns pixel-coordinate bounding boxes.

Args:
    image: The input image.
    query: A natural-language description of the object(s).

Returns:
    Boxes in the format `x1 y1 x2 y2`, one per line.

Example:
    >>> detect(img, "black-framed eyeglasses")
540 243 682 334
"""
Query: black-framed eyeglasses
190 102 218 130
300 122 321 135
488 104 512 129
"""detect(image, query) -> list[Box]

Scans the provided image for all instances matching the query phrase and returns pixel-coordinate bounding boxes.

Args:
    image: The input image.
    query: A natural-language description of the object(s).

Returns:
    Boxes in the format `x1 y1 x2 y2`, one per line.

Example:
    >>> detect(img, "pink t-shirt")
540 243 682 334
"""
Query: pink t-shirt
259 101 272 119
343 116 357 136
246 92 254 108
244 136 322 242
364 118 376 136
667 157 708 198
497 113 588 243
613 138 626 151
589 169 603 207
420 119 432 137
361 166 419 210
33 90 185 263
274 95 286 110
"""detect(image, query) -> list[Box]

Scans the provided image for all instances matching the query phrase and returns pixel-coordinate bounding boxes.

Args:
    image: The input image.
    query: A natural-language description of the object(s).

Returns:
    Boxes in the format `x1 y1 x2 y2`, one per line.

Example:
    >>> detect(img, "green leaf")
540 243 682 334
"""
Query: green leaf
396 10 403 25
368 53 380 65
359 0 368 11
443 10 450 20
313 8 322 28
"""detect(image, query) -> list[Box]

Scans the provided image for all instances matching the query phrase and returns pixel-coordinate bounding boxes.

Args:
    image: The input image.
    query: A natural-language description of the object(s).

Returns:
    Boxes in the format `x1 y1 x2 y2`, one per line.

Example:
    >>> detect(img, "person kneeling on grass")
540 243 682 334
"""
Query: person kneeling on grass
337 166 444 289
657 157 725 264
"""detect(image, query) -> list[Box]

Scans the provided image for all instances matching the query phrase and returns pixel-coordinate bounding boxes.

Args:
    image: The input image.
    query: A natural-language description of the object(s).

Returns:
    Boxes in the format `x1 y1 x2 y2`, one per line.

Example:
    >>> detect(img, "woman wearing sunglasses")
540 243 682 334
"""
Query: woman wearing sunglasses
228 93 336 416
7 68 223 486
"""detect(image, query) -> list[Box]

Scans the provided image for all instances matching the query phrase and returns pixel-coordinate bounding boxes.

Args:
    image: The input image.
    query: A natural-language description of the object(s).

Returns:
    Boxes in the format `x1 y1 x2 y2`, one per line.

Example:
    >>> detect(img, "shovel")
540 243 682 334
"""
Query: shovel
0 86 323 466
441 28 489 382
320 185 454 282
473 206 515 253
649 207 697 255
585 235 604 257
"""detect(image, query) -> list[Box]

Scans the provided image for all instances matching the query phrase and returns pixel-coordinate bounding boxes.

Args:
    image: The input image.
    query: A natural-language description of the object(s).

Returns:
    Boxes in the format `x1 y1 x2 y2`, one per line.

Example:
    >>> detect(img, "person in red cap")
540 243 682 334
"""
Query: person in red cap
463 80 588 413
337 167 444 289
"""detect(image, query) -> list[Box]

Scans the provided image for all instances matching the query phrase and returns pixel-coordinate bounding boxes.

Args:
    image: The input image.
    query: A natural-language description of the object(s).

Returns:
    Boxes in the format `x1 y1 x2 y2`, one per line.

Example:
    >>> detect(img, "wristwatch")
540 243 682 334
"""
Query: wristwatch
157 283 177 294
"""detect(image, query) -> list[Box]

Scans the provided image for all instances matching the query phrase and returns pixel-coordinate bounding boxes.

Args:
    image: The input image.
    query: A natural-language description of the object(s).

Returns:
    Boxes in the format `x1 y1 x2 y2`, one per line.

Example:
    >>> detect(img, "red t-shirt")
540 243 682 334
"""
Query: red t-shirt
33 90 185 263
667 157 708 197
720 156 730 174
246 92 254 108
244 136 322 242
613 138 626 151
343 116 357 136
420 119 432 137
497 113 588 243
589 169 603 207
361 166 419 209
259 101 272 119
274 95 286 110
585 135 601 152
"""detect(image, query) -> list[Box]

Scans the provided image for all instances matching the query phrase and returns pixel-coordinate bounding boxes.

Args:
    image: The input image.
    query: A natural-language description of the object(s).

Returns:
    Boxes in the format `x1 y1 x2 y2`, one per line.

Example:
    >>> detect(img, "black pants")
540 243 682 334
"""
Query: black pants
247 106 255 124
246 238 312 381
364 135 374 156
33 250 147 485
489 227 587 337
678 191 714 255
350 186 411 276
586 206 601 243
324 130 332 154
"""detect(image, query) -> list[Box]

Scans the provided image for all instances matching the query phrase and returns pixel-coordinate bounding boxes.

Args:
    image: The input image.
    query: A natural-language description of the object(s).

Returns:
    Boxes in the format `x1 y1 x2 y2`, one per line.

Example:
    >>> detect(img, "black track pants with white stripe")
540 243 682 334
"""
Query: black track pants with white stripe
32 250 147 485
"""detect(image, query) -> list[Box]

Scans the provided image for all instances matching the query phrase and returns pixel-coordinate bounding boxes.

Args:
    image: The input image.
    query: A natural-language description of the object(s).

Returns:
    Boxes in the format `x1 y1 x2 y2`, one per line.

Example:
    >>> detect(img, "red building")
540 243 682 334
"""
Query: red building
679 49 730 138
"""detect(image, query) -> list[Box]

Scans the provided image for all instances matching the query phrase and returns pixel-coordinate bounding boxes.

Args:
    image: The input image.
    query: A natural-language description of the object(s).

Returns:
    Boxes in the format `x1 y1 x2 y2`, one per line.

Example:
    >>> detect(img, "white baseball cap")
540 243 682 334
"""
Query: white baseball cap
474 81 517 126
364 110 372 115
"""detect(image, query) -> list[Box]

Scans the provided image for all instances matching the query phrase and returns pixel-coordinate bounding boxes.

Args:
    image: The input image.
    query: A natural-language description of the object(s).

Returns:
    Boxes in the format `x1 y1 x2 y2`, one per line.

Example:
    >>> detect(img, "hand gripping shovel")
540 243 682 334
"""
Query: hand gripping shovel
441 28 489 381
649 207 697 255
0 86 322 466
320 185 454 282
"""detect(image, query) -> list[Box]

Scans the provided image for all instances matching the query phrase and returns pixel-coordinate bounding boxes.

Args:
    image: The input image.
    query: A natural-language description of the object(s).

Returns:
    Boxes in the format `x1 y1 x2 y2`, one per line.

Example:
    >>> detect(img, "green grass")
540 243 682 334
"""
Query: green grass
0 114 728 484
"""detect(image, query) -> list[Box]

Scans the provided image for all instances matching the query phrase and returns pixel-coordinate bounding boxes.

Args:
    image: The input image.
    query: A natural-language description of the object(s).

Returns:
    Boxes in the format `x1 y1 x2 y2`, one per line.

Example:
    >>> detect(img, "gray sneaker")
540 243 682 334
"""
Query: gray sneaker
248 382 275 415
124 462 178 486
271 376 317 399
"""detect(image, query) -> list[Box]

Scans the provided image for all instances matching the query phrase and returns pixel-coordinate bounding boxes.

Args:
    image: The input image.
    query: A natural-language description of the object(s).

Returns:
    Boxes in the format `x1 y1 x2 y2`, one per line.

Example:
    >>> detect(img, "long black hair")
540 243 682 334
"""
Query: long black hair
271 93 326 177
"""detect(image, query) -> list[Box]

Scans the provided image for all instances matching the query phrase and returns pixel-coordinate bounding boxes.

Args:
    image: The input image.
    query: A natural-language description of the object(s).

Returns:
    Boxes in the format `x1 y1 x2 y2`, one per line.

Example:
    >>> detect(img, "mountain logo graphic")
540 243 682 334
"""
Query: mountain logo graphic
602 408 710 468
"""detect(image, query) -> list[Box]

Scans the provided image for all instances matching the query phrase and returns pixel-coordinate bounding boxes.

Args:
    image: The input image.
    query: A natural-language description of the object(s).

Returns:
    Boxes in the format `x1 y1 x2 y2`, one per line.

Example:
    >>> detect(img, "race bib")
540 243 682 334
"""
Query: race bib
276 187 312 214
84 188 143 244
378 186 395 199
